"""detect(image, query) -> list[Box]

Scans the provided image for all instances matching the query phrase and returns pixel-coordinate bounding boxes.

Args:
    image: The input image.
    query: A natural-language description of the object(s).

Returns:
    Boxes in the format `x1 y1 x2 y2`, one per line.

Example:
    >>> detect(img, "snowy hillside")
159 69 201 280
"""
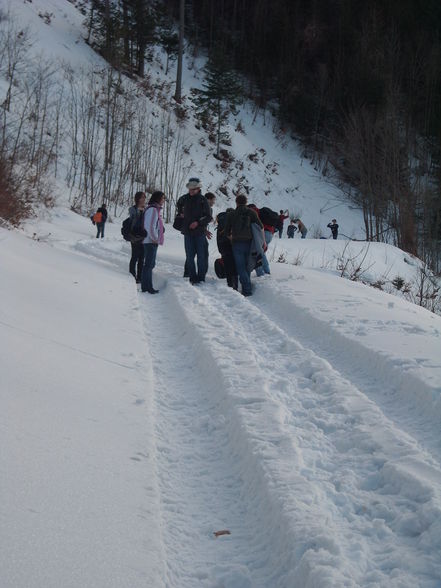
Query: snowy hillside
2 0 365 239
1 2 441 588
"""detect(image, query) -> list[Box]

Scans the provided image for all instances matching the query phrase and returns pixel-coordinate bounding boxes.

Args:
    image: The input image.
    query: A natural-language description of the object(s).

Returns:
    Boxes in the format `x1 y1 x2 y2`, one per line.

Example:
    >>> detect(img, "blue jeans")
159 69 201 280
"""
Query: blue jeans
232 241 252 295
141 243 158 291
184 234 208 282
96 222 104 238
256 230 272 276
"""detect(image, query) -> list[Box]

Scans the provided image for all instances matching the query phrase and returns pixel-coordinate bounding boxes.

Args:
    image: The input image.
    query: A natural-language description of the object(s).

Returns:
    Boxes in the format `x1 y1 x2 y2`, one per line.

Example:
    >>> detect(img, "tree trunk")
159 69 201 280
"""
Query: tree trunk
174 0 185 102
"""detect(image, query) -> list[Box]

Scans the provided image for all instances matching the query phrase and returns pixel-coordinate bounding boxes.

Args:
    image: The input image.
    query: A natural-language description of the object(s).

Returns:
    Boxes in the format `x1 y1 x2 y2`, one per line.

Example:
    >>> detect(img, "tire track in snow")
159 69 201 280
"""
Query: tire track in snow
160 274 441 588
251 279 441 469
138 277 277 588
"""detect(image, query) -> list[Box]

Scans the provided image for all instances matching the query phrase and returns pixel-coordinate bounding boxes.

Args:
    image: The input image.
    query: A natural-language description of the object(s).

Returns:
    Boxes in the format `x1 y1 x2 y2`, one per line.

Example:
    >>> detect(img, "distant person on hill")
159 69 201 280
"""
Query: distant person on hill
327 219 339 240
287 220 297 238
92 203 108 238
141 191 165 294
294 218 307 239
216 208 238 290
128 191 146 283
224 195 265 297
278 209 289 238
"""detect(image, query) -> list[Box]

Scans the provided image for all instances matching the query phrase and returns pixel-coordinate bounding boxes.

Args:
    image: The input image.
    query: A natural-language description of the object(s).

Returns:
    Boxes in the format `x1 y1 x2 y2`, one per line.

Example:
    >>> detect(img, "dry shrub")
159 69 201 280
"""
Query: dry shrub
0 159 31 226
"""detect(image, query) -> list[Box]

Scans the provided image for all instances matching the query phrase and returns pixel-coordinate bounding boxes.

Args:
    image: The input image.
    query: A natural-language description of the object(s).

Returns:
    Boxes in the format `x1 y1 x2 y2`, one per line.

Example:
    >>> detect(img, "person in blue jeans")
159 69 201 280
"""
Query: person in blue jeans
141 191 165 294
224 194 265 297
181 179 212 284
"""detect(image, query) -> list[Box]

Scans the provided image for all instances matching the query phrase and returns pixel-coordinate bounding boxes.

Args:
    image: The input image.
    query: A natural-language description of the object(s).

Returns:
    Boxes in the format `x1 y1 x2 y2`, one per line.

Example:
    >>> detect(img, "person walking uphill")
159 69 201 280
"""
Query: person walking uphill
294 218 307 239
278 210 289 238
182 179 212 285
92 203 108 238
327 219 339 240
141 191 165 294
128 191 146 283
224 194 264 297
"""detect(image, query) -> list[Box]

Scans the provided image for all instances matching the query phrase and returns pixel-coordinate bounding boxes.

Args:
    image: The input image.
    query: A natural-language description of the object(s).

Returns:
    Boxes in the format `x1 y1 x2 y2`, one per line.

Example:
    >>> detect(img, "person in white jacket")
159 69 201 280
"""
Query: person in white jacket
141 191 165 294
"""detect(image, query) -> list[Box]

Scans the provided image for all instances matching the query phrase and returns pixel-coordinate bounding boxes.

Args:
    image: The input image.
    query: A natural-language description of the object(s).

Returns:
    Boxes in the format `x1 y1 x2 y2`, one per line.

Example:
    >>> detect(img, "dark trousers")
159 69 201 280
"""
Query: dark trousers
96 222 105 238
223 251 238 289
184 234 208 283
232 240 252 296
141 243 158 291
130 242 144 281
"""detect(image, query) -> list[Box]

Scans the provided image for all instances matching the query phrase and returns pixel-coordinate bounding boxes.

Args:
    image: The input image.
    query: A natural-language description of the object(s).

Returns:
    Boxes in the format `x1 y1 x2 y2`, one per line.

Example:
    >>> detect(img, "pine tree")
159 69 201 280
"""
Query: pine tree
192 48 242 157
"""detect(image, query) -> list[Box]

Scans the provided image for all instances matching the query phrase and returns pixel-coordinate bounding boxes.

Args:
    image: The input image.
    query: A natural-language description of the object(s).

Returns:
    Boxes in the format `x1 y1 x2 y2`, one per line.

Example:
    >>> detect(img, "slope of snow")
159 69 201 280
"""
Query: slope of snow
3 0 366 240
2 210 441 587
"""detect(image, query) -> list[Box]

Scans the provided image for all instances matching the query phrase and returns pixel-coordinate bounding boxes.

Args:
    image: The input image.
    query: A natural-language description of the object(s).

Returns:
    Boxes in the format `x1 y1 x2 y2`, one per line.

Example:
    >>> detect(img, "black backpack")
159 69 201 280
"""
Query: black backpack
259 206 279 227
121 211 146 243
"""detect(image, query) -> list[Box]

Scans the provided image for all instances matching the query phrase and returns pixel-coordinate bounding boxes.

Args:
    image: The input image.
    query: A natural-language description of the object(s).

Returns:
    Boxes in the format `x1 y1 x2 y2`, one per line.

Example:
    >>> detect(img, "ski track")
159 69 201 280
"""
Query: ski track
73 238 441 587
251 278 441 468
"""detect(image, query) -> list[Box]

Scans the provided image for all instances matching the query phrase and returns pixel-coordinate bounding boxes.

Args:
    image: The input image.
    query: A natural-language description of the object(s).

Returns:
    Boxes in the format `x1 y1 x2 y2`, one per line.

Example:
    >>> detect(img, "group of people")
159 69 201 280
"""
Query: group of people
98 177 340 296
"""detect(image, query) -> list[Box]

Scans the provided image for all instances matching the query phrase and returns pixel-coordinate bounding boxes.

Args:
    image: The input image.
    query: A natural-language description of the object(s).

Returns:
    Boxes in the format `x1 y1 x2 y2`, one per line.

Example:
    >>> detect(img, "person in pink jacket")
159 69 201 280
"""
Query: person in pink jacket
141 191 165 294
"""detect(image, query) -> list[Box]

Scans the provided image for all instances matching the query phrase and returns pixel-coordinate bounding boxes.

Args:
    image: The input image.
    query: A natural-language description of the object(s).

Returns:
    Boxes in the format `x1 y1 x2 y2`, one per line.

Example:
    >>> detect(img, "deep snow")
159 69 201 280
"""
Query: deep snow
1 210 441 587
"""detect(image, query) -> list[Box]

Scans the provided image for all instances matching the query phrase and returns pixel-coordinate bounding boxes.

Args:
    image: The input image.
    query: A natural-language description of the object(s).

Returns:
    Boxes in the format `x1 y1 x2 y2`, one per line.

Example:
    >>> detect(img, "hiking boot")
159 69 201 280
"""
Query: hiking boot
142 287 159 294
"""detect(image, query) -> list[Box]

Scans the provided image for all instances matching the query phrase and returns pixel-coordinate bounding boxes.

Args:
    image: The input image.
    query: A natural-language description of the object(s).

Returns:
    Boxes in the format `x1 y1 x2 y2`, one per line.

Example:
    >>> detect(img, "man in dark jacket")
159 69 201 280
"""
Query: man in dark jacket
182 178 212 284
224 195 264 296
327 219 339 239
175 177 202 277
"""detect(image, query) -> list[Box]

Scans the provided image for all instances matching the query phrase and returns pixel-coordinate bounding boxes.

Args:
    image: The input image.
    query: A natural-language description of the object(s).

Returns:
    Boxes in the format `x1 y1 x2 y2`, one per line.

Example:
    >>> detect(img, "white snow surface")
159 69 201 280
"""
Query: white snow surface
1 210 441 588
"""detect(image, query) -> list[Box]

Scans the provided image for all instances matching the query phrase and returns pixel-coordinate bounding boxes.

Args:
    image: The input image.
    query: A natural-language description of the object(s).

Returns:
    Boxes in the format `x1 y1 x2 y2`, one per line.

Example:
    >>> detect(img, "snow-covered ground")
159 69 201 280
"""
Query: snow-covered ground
1 210 441 588
1 2 441 587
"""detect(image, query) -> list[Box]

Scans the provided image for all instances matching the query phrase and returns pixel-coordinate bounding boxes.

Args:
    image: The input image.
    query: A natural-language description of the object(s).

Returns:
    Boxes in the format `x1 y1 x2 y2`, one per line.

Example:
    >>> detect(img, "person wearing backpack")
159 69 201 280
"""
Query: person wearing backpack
216 208 238 290
128 191 146 283
224 195 264 297
182 179 212 285
248 204 273 277
93 203 108 238
141 191 165 294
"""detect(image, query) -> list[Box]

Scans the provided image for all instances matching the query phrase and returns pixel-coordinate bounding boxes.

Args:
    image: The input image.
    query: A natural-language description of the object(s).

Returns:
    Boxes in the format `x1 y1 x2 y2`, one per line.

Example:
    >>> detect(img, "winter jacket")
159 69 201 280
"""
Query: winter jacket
143 204 164 245
182 192 212 236
287 224 297 238
248 221 266 272
224 206 262 242
129 205 144 229
327 222 339 237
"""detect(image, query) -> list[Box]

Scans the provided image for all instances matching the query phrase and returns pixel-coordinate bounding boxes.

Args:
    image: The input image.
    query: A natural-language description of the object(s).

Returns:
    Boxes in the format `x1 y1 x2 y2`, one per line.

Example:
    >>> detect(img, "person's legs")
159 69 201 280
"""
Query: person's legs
135 243 144 281
195 235 208 281
223 251 238 289
141 244 158 292
259 230 273 275
129 243 137 278
301 229 307 239
232 241 252 296
184 235 197 283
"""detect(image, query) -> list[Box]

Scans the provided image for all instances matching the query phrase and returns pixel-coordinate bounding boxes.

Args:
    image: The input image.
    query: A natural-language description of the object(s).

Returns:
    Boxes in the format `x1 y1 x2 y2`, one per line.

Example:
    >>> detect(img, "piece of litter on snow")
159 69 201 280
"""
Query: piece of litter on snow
213 530 231 538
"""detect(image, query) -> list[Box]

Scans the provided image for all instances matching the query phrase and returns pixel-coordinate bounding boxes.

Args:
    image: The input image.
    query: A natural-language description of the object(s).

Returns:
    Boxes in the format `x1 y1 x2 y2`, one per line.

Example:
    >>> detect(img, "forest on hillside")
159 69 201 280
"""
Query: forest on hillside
1 0 441 271
166 0 441 269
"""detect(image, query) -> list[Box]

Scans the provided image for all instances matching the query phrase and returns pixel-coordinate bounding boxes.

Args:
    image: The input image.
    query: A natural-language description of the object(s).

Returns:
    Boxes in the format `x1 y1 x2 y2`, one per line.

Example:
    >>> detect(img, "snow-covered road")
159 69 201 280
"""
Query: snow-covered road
2 212 441 588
